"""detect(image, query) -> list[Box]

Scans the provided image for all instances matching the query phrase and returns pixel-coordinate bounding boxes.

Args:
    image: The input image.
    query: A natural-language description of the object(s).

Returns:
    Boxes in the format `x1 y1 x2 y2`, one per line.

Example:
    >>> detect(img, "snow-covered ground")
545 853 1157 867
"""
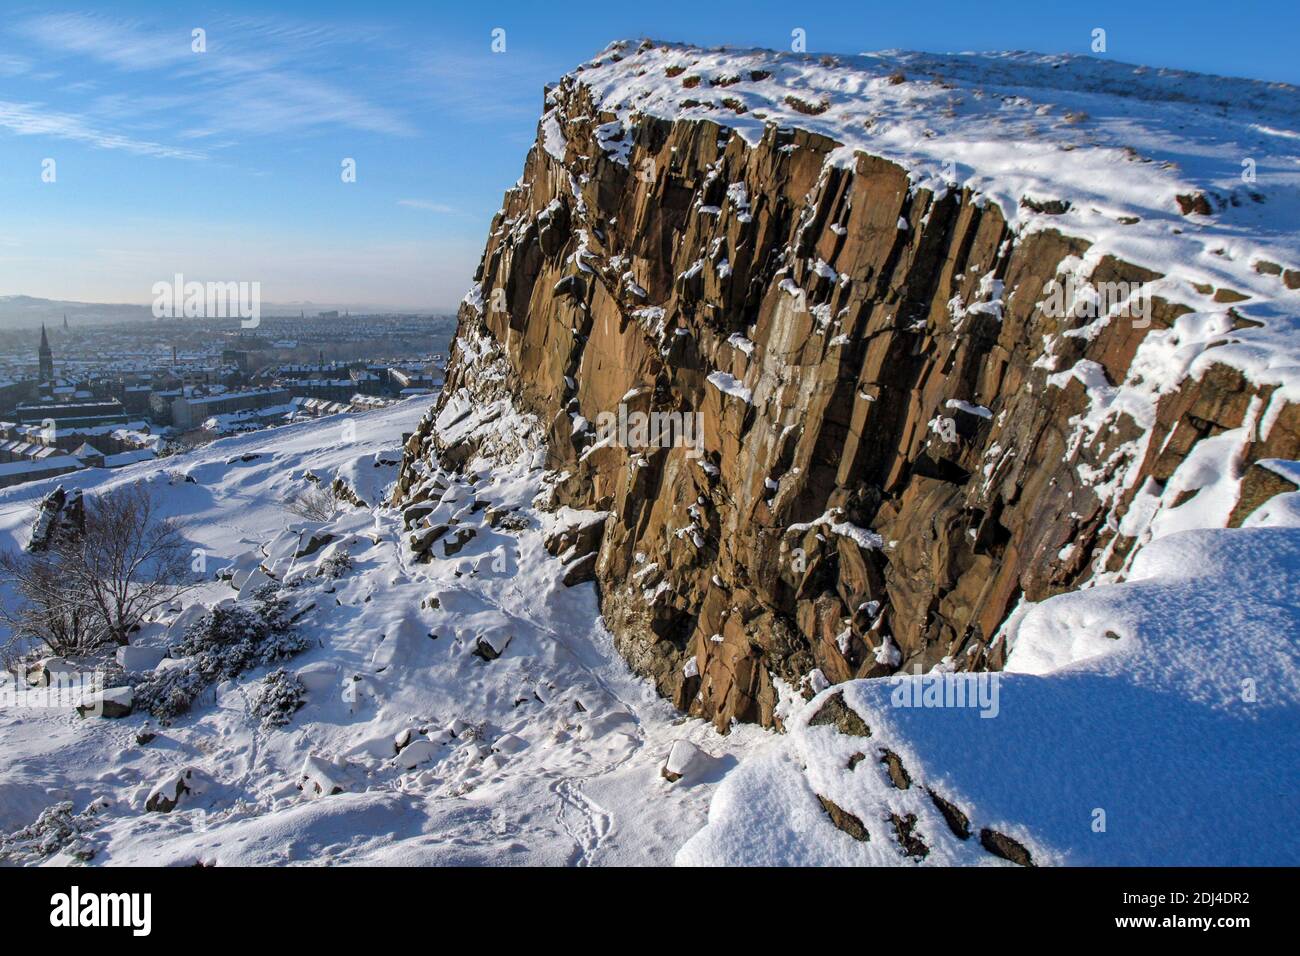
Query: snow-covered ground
3 394 1296 867
0 398 767 866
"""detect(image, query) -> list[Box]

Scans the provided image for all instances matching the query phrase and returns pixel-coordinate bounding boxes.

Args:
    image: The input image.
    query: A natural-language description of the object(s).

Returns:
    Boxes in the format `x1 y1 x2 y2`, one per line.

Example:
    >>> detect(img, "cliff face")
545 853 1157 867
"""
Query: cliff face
397 42 1300 730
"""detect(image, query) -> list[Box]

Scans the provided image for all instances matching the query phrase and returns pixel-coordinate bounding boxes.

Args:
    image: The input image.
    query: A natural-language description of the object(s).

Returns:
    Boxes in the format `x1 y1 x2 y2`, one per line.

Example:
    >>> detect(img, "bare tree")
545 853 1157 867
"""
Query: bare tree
0 482 194 653
0 549 98 656
285 483 340 522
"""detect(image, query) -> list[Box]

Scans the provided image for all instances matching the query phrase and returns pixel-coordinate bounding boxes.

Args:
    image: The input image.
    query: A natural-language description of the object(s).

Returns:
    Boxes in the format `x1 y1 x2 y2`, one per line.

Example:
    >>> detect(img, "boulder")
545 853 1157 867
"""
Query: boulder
294 531 334 559
26 657 79 688
145 767 208 812
394 738 439 769
443 527 477 557
300 754 348 797
115 645 167 672
294 661 340 693
980 828 1035 867
562 551 598 586
492 733 528 755
472 632 511 661
76 686 134 719
661 739 709 783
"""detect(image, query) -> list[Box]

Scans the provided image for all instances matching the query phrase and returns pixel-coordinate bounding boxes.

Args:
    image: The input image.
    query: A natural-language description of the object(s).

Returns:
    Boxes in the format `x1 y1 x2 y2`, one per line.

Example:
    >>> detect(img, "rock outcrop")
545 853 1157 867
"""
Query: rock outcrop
397 41 1300 730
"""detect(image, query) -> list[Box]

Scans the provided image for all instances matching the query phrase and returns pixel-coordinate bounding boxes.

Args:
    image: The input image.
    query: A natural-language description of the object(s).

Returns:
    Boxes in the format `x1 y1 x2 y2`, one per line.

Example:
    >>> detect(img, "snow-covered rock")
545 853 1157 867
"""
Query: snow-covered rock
145 767 210 813
661 739 714 783
115 646 167 673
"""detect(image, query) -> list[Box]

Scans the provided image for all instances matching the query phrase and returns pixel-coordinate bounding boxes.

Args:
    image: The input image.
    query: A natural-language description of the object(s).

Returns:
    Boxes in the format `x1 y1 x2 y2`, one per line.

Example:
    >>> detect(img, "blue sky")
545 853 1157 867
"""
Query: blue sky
0 0 1294 311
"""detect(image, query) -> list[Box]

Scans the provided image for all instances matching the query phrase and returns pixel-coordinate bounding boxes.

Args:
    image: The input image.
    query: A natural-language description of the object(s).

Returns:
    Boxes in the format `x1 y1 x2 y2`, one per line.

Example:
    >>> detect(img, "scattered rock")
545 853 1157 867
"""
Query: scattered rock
880 749 912 789
402 503 437 529
928 789 972 840
980 827 1035 866
1176 191 1213 216
145 767 208 813
661 739 708 782
816 794 870 841
1020 196 1071 215
410 523 449 557
890 813 929 859
808 692 871 737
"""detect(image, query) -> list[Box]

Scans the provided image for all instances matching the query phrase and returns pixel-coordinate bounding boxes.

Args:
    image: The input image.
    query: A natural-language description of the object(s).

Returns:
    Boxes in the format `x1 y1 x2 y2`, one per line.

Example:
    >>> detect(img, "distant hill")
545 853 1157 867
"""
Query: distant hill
0 295 451 329
0 295 153 329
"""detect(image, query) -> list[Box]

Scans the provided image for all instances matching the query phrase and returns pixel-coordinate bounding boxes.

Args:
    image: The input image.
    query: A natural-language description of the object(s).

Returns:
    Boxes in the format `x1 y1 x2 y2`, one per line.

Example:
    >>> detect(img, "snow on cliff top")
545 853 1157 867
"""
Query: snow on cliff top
573 41 1299 253
563 41 1300 387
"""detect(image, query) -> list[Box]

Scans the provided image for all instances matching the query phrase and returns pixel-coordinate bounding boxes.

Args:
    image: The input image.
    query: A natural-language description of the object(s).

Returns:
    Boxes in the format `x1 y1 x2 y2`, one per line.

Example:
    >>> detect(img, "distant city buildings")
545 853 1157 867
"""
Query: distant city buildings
0 312 453 490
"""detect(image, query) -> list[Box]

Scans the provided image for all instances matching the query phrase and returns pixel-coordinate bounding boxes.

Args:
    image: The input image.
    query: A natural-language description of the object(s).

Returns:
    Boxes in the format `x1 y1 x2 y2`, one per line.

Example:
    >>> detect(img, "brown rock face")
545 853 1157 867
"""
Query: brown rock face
396 69 1299 731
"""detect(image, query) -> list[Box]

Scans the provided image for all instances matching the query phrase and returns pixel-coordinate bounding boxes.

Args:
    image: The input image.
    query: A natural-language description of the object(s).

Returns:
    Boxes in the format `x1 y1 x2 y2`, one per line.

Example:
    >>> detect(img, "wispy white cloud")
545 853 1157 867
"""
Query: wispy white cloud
10 10 416 145
18 13 194 72
0 99 205 159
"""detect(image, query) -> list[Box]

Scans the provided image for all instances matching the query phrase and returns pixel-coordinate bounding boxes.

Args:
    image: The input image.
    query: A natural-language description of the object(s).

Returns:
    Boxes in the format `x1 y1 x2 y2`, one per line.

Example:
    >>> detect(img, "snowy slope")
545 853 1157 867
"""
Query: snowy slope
0 399 767 866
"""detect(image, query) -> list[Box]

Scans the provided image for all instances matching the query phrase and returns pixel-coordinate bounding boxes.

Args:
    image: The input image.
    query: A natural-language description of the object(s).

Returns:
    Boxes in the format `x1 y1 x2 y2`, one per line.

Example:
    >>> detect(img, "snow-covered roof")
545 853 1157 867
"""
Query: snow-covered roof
0 455 79 477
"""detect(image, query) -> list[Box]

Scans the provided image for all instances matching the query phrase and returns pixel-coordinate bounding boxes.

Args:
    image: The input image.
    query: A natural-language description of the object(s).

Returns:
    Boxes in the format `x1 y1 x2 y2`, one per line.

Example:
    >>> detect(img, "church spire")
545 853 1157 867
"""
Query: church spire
38 323 54 382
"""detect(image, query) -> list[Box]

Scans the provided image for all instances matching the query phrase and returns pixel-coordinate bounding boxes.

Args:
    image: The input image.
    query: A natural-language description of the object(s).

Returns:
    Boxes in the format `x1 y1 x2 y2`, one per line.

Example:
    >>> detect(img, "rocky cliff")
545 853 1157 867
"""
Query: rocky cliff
396 41 1300 730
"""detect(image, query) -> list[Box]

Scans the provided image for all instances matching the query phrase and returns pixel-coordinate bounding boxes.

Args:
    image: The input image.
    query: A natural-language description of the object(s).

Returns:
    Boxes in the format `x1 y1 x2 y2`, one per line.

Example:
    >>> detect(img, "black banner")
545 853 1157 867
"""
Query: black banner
0 866 1285 943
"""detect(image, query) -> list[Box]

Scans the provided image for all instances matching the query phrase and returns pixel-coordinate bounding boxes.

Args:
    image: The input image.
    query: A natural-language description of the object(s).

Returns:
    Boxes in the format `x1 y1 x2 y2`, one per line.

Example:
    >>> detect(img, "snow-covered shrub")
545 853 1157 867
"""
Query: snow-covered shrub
250 669 307 731
0 799 106 864
133 584 310 724
318 550 352 580
131 666 209 726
